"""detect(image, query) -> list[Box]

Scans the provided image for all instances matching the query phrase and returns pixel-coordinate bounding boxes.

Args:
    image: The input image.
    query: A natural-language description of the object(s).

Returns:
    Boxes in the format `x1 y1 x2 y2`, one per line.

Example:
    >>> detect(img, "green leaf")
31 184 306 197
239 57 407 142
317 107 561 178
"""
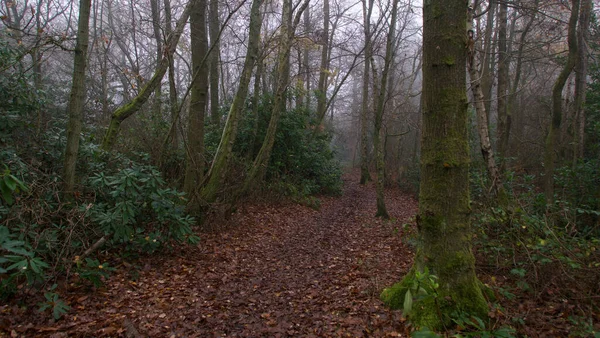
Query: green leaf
0 181 14 204
3 175 17 191
403 289 413 314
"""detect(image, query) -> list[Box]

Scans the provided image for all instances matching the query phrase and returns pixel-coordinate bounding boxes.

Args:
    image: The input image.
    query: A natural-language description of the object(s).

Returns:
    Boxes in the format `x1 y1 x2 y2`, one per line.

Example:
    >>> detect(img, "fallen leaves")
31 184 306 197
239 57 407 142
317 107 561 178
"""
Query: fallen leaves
1 171 417 337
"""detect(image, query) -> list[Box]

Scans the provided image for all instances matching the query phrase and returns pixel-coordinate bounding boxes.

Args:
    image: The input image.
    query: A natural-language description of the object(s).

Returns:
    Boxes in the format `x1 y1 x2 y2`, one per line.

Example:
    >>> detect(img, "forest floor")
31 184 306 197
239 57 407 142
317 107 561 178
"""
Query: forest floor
1 171 418 337
3 171 597 337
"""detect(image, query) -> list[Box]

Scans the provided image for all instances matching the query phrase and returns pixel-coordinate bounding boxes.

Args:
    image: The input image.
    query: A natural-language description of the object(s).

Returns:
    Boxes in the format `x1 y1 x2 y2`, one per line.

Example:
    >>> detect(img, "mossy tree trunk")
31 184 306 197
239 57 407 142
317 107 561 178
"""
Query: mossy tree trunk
63 0 91 195
101 0 195 151
381 0 488 330
359 0 374 185
184 0 209 211
544 0 579 206
243 0 309 192
199 0 264 204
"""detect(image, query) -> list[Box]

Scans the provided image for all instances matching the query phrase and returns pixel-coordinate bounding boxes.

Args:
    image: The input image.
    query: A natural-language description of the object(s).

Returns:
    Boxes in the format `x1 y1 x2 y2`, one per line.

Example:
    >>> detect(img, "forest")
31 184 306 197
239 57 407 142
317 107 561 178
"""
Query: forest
0 0 599 336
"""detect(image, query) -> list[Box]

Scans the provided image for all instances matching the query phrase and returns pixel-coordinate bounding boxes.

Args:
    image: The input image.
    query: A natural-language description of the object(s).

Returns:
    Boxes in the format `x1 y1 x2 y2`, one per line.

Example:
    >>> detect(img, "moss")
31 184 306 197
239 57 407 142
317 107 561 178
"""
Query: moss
442 56 455 66
381 267 489 331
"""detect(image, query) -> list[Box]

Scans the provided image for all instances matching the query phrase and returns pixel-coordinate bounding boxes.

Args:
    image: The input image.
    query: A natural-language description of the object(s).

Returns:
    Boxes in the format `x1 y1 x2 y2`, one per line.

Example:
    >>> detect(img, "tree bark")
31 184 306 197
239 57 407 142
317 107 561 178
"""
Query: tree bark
314 0 330 128
63 0 92 194
468 6 502 196
359 0 374 185
199 0 264 204
544 0 579 206
209 0 221 125
101 0 195 151
150 0 163 119
573 0 591 165
184 0 210 211
243 0 309 191
164 0 180 150
381 0 488 329
372 0 399 219
496 0 508 162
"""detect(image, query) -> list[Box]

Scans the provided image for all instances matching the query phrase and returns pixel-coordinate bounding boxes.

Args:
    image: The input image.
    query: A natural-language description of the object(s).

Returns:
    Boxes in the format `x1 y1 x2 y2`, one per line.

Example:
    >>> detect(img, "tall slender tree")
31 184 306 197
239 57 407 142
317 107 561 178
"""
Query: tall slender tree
359 0 374 185
184 0 210 210
200 0 264 203
209 0 221 125
243 0 309 191
544 0 579 206
381 0 488 328
63 0 92 194
371 0 399 219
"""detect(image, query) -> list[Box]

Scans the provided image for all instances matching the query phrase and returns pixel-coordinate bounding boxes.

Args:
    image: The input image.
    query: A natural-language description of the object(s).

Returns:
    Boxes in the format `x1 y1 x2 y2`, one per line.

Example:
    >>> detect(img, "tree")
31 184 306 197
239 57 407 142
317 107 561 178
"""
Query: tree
573 0 592 164
101 0 196 151
243 0 309 191
544 0 579 206
199 0 264 204
209 0 221 125
184 0 210 210
468 2 502 196
496 0 508 163
63 0 92 194
381 0 488 329
371 0 399 219
359 0 374 185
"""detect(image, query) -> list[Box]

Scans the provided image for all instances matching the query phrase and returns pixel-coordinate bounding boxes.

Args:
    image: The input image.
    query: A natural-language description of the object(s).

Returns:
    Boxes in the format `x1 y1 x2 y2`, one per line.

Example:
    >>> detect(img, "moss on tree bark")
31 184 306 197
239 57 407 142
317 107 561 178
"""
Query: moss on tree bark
381 0 488 330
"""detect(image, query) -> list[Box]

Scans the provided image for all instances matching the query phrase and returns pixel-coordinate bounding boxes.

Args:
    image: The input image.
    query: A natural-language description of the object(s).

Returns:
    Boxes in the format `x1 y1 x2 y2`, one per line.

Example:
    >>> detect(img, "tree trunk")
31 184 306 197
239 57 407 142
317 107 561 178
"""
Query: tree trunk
209 0 221 125
63 0 92 194
150 0 163 119
496 0 508 163
573 0 591 166
468 9 502 196
101 0 195 151
480 0 496 117
184 0 210 211
314 0 330 127
544 0 579 206
164 0 180 150
247 57 264 160
243 0 309 191
199 0 264 204
372 0 399 219
381 0 488 329
359 0 374 185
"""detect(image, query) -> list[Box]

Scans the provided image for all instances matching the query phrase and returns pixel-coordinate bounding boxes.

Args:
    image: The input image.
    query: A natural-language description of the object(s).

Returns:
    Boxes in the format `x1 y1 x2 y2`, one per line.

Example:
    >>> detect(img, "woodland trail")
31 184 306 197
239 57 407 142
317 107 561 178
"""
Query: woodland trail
3 172 418 337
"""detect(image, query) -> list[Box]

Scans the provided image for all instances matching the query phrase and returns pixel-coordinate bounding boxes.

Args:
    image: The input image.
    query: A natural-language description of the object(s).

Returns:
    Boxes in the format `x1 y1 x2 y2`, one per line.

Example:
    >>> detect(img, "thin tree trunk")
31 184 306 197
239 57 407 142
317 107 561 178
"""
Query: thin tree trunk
468 6 502 195
359 0 374 184
184 0 209 210
150 0 163 119
544 0 579 206
573 0 591 166
209 0 221 125
247 57 264 160
314 0 330 127
101 0 195 151
496 0 508 162
199 0 264 203
372 0 399 219
164 0 180 150
63 0 92 194
243 0 309 191
480 0 496 117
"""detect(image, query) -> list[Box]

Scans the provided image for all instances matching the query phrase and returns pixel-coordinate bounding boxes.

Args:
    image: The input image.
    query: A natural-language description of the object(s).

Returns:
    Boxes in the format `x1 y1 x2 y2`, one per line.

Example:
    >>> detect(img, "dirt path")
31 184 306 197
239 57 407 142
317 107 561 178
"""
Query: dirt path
3 172 418 337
